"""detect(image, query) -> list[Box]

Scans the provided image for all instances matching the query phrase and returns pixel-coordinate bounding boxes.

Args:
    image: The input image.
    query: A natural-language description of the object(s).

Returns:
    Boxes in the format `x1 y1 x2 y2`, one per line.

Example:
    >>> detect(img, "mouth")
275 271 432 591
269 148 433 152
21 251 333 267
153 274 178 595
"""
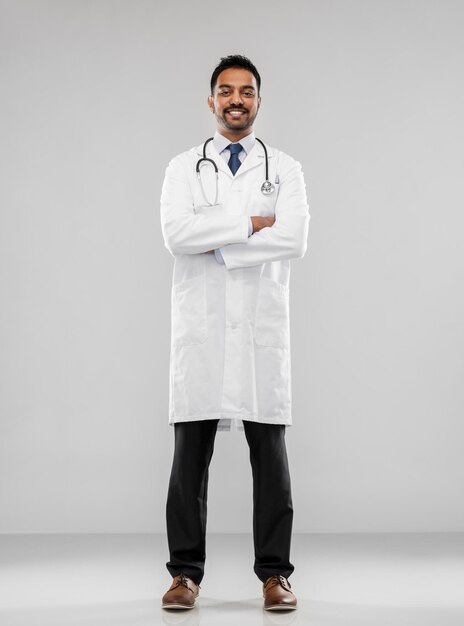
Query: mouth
226 109 247 118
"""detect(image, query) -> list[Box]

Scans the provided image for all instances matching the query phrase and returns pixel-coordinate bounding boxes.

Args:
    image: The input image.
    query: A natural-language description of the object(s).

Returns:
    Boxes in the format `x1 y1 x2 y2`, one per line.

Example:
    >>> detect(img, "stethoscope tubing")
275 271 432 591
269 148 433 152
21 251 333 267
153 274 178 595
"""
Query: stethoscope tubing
195 137 274 206
196 137 217 174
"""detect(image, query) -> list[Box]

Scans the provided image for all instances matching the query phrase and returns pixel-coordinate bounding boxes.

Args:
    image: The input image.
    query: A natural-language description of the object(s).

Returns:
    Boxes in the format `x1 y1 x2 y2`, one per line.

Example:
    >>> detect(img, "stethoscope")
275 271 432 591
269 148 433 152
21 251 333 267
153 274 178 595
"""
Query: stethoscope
195 137 276 206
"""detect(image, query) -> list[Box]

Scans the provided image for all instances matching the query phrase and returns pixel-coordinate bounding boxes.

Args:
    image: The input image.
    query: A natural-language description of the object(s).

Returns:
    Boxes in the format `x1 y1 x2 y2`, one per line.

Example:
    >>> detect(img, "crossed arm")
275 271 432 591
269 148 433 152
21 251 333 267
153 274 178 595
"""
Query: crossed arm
160 155 310 269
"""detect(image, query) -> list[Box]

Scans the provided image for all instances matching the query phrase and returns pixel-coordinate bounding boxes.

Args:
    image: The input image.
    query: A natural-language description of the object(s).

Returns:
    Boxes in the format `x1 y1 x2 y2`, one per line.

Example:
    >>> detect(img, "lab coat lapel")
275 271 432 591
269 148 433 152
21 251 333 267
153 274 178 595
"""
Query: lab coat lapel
235 141 274 179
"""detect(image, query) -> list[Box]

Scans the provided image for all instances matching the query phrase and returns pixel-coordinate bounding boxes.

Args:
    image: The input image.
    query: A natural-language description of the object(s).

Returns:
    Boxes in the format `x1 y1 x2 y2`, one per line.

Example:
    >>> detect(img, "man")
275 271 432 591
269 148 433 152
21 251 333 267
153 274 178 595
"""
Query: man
160 55 310 611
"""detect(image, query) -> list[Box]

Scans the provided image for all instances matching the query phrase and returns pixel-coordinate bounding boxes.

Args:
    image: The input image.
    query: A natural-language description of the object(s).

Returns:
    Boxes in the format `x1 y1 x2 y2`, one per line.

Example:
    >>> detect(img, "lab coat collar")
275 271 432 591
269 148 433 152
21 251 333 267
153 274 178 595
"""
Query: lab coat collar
213 130 256 156
195 136 274 180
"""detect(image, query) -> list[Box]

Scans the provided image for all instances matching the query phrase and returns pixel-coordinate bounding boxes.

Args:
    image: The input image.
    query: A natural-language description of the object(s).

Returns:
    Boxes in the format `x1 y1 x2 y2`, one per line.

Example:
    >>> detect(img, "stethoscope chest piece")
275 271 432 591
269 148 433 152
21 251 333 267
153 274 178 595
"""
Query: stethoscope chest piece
261 180 275 195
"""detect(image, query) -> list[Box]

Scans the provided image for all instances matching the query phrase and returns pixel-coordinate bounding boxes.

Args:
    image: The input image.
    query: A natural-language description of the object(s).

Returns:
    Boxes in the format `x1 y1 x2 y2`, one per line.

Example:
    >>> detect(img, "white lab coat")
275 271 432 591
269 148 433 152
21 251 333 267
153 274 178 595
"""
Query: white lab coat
160 139 310 432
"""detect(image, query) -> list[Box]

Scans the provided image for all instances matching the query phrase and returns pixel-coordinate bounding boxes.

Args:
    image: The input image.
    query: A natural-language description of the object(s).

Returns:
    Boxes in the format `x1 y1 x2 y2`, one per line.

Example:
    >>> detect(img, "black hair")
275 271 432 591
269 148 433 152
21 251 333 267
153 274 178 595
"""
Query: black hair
210 54 261 95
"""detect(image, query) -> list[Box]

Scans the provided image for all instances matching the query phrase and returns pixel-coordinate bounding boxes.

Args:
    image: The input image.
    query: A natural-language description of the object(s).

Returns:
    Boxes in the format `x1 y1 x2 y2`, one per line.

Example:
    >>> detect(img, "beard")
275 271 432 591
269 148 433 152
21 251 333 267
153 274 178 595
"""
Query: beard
217 108 257 132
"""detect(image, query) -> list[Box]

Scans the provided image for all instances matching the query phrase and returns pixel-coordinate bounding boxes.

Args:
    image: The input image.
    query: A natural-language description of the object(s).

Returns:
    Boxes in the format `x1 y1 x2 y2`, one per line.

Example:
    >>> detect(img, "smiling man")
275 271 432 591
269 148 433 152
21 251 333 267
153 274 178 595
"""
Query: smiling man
160 54 310 611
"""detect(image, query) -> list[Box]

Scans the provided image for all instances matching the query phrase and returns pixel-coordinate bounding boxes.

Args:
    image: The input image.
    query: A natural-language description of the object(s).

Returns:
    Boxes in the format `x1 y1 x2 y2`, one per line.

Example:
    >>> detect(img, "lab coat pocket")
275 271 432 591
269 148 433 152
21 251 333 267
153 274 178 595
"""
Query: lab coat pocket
253 277 290 348
251 189 278 217
171 274 208 346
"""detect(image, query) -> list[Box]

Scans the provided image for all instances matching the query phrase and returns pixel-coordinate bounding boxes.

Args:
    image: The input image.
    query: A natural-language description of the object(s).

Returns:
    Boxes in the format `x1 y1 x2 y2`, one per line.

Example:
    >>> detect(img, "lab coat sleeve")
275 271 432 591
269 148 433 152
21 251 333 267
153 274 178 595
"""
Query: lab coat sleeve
214 217 253 264
160 156 250 256
218 159 310 270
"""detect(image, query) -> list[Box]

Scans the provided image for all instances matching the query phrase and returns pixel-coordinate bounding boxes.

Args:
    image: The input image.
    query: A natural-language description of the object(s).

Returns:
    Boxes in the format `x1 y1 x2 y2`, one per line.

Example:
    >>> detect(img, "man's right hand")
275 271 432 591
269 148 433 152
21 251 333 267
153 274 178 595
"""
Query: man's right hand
250 216 276 233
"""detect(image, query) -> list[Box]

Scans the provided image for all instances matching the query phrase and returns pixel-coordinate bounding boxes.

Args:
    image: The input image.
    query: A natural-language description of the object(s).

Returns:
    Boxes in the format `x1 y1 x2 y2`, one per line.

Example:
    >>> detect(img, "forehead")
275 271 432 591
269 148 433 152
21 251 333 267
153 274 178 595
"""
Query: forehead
214 67 258 90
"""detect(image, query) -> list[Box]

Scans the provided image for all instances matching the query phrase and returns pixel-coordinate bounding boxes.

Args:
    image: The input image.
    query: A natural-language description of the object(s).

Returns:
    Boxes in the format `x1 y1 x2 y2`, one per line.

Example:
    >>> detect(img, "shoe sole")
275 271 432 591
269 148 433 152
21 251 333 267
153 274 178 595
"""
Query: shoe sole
162 596 198 610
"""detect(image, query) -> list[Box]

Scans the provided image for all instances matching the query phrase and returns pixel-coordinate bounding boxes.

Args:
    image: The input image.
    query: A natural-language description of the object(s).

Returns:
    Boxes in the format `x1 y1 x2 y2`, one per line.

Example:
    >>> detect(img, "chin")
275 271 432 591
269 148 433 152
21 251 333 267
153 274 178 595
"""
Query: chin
223 120 251 132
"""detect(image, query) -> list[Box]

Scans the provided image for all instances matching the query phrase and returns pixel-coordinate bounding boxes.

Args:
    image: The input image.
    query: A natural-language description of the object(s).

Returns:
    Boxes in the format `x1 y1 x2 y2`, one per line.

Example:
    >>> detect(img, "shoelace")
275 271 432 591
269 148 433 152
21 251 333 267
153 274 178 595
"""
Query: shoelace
173 572 201 591
264 575 293 592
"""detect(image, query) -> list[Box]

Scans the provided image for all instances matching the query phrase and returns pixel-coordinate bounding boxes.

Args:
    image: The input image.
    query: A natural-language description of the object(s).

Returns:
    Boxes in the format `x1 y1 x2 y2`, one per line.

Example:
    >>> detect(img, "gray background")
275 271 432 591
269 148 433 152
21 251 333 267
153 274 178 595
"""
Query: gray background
1 0 463 533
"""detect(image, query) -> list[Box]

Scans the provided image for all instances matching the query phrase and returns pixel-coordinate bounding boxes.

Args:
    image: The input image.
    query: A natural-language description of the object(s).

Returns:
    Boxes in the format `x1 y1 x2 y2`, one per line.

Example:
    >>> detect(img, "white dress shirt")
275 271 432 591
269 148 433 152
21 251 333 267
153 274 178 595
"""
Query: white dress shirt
213 131 254 264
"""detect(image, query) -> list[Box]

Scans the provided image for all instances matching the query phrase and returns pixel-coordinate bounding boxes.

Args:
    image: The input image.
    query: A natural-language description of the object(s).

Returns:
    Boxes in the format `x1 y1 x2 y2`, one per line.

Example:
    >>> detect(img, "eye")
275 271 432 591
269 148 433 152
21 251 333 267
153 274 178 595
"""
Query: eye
243 91 255 97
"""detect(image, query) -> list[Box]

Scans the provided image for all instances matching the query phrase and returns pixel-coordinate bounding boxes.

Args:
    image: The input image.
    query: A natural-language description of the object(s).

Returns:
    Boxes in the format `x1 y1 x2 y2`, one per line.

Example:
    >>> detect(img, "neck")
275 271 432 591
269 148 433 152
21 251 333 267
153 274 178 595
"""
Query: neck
217 128 253 143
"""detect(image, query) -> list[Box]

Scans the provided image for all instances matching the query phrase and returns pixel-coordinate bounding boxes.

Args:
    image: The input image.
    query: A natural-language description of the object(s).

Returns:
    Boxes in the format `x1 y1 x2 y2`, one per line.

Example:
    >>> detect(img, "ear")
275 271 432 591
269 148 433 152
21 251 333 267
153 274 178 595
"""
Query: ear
257 95 262 108
207 95 214 112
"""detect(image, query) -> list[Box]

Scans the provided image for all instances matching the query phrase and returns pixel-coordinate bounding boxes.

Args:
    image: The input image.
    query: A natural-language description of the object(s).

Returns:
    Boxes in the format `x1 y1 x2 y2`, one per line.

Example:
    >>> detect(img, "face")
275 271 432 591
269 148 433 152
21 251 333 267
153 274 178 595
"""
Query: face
208 67 261 137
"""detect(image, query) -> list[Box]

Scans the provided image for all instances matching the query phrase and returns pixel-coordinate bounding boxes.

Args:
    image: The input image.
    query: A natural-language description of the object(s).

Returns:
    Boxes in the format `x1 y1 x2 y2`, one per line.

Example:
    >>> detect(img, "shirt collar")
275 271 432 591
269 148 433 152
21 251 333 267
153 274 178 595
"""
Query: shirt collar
213 130 256 156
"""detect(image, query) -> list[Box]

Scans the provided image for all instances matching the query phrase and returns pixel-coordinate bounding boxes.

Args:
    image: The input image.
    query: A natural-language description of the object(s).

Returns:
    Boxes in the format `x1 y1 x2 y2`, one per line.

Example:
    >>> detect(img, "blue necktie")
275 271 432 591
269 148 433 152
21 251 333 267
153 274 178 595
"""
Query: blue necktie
227 143 243 175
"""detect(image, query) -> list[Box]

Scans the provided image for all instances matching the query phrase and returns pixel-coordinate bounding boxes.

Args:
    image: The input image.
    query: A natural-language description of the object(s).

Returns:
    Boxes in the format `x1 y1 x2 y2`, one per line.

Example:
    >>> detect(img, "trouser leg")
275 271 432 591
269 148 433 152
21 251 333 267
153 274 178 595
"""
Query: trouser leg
165 419 219 585
243 421 295 582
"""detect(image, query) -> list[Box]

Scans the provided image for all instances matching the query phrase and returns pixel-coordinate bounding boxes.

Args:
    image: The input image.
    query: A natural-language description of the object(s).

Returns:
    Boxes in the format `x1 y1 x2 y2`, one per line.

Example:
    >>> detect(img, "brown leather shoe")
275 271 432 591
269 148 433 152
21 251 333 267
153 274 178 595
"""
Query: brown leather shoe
263 574 297 610
161 572 200 609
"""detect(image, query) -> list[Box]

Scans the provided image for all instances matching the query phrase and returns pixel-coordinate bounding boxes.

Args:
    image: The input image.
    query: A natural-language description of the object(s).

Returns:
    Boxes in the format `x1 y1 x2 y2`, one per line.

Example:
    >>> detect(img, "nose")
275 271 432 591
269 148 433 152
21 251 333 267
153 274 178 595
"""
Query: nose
230 90 243 105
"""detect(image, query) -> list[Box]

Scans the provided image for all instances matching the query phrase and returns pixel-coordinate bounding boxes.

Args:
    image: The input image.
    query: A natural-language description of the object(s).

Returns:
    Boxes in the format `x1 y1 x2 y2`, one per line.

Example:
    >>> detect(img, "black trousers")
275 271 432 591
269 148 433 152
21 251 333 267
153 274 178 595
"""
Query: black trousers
165 418 295 585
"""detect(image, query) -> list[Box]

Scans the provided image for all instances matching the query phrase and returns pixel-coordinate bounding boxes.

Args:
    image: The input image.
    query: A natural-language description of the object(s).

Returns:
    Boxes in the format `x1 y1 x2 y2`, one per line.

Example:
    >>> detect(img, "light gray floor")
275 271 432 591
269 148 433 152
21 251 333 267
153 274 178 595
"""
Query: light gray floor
1 533 463 625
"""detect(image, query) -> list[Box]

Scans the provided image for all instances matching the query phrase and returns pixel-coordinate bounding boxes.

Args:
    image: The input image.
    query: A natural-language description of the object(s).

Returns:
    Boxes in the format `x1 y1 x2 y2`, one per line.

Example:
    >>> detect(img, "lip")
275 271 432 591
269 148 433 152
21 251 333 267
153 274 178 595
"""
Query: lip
226 110 247 115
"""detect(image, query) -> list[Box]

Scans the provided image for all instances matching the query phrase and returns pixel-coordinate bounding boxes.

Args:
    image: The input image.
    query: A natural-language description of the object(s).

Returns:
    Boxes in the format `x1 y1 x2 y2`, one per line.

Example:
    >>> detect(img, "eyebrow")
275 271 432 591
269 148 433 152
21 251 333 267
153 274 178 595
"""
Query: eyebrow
217 84 256 90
